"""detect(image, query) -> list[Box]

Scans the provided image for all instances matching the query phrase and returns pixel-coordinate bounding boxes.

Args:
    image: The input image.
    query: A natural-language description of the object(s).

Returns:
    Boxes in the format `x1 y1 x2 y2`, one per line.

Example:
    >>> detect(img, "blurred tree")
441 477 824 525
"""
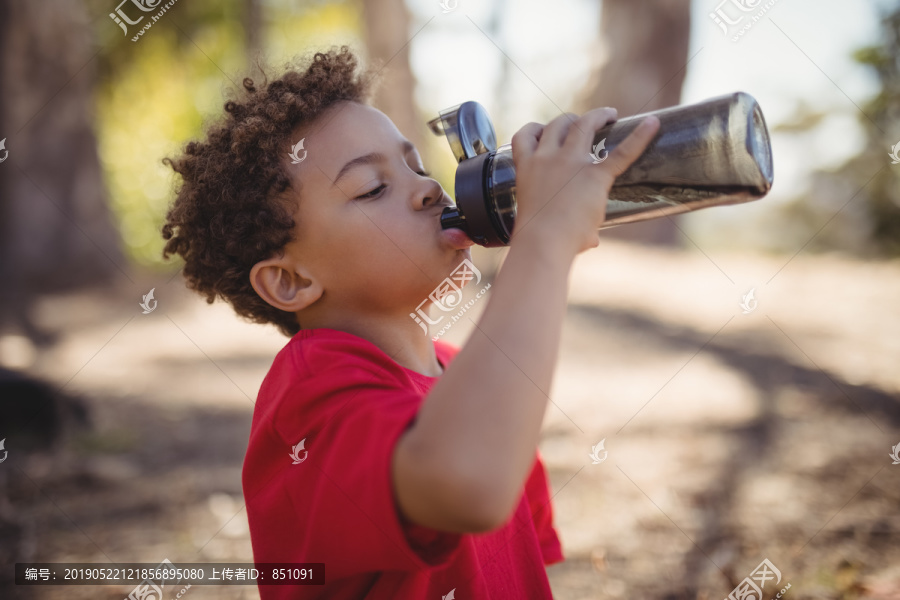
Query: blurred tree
0 0 10 339
361 0 427 159
0 1 106 562
770 4 900 256
245 0 264 75
575 0 692 246
0 0 124 344
850 5 900 255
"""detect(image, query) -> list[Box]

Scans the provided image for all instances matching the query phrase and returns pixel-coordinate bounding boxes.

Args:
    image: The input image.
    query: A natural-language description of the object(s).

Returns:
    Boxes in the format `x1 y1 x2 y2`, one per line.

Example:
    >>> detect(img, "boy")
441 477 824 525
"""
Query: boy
162 46 658 599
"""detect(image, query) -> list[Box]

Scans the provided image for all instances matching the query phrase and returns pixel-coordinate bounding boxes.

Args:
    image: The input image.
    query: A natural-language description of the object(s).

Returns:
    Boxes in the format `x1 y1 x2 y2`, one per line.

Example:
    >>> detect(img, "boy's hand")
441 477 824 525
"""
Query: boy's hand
509 108 661 256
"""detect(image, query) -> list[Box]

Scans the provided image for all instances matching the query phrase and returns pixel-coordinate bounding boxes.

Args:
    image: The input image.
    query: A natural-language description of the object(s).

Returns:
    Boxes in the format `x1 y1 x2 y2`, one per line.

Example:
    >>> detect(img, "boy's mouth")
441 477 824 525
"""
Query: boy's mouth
435 198 475 250
440 226 475 249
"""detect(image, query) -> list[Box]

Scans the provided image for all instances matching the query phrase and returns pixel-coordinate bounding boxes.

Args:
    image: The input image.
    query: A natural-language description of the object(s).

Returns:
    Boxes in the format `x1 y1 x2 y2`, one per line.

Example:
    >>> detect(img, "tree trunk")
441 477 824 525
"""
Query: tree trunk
361 0 427 159
245 0 263 76
0 0 124 342
575 0 692 246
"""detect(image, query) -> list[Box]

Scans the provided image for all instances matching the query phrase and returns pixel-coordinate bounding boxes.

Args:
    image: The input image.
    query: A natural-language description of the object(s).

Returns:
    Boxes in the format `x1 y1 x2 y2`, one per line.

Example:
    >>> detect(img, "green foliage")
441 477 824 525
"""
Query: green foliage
849 6 900 255
762 4 900 257
94 0 360 268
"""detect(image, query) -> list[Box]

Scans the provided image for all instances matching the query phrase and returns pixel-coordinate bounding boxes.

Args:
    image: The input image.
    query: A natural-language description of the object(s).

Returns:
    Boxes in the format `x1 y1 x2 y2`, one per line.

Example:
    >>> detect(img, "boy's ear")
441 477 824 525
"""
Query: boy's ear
249 256 322 313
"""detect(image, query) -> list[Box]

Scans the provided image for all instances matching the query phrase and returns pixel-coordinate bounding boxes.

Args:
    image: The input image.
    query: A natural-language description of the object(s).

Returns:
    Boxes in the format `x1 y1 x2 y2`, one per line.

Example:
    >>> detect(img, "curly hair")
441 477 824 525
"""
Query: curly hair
161 45 377 337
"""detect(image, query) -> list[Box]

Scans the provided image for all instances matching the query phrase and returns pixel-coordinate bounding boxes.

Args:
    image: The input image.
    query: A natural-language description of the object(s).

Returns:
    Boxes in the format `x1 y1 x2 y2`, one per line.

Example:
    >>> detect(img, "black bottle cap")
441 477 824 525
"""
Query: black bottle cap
440 206 465 230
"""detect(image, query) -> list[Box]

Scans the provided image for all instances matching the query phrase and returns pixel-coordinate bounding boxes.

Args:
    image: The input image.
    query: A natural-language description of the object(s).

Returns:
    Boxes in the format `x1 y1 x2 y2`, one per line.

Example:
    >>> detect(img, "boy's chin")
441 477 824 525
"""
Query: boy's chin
440 246 473 271
454 246 473 261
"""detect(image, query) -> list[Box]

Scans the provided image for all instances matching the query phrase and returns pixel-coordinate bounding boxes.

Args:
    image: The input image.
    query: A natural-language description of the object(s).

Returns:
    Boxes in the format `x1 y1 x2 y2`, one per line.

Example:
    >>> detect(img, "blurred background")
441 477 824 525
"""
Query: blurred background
1 0 899 598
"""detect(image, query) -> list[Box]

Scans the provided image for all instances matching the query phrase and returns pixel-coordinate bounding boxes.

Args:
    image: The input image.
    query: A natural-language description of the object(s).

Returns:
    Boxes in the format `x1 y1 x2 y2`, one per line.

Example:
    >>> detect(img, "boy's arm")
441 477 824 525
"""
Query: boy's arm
393 233 573 532
393 110 661 533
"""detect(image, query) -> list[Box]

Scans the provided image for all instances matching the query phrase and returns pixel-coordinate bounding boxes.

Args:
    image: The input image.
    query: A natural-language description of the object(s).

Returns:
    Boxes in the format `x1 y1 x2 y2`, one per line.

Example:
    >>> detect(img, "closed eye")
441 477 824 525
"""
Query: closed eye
356 184 386 199
354 170 431 200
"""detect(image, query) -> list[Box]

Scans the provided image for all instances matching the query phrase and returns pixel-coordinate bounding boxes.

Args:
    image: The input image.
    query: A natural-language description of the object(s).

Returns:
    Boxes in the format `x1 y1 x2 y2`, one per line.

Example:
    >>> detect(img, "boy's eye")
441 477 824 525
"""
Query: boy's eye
356 184 386 199
354 170 430 199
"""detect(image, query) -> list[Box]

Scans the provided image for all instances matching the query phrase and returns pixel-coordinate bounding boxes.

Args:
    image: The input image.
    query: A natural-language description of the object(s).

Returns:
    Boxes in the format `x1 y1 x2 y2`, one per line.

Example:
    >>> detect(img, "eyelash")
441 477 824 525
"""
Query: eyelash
356 170 431 199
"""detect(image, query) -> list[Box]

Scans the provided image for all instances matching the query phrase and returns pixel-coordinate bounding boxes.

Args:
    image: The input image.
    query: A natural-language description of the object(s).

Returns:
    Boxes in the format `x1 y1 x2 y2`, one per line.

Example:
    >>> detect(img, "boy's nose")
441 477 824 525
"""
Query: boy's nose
417 178 446 210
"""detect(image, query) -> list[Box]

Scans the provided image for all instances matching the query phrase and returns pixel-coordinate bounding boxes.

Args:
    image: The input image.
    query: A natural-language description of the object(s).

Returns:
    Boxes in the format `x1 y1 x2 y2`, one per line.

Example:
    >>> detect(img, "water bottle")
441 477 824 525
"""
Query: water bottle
428 92 774 247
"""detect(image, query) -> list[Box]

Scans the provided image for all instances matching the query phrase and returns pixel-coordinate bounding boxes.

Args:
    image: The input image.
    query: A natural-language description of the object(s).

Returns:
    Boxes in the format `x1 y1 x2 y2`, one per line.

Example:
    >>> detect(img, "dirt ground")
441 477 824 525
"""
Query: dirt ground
3 237 899 599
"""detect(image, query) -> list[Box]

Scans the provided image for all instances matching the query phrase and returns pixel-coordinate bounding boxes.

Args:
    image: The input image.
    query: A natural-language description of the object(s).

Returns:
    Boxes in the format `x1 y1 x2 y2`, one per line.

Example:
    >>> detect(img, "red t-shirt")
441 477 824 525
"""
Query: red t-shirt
242 328 564 599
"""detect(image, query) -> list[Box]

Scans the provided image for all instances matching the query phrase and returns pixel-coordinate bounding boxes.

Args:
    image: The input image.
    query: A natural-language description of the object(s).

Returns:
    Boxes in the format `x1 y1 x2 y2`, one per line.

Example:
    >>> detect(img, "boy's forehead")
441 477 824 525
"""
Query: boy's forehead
301 103 418 177
313 102 399 149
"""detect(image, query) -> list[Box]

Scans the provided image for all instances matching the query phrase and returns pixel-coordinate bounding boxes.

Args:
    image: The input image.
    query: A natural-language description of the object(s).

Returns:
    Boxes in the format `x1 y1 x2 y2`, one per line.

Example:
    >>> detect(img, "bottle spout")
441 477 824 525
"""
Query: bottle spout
440 206 466 230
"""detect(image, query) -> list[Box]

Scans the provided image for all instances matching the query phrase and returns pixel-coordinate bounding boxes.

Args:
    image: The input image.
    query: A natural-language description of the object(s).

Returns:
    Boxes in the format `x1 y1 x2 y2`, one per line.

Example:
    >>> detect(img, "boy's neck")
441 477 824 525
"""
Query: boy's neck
301 313 443 377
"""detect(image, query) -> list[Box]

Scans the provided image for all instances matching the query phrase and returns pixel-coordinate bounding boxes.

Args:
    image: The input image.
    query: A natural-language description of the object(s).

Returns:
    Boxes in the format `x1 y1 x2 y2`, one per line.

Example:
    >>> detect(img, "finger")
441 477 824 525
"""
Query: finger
538 112 579 150
562 107 618 153
510 122 544 163
604 116 661 177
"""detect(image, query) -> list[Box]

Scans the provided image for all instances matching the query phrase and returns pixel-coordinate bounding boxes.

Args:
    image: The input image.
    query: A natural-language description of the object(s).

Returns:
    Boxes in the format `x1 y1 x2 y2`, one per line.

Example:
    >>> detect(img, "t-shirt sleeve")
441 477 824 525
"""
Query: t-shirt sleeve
267 344 464 578
524 450 565 566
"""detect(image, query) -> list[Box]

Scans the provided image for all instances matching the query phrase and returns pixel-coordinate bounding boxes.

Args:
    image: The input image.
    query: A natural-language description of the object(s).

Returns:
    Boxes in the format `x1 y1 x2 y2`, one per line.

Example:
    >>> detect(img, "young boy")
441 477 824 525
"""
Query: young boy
162 46 658 599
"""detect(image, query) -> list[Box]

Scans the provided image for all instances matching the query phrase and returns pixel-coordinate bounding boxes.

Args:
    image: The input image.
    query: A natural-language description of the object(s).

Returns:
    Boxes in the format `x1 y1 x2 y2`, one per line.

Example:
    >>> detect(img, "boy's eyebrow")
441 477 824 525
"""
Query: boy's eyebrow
331 140 417 188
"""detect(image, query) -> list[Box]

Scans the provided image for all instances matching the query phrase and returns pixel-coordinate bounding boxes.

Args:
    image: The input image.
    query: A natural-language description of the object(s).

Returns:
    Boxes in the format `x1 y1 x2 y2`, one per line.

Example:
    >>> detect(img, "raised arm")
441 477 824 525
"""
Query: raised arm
393 110 661 532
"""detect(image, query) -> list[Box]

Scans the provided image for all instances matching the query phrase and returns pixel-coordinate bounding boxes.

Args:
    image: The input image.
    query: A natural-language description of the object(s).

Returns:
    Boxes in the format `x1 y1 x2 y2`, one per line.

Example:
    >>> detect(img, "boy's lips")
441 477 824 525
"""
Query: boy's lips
434 199 474 249
440 227 476 249
436 198 474 249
